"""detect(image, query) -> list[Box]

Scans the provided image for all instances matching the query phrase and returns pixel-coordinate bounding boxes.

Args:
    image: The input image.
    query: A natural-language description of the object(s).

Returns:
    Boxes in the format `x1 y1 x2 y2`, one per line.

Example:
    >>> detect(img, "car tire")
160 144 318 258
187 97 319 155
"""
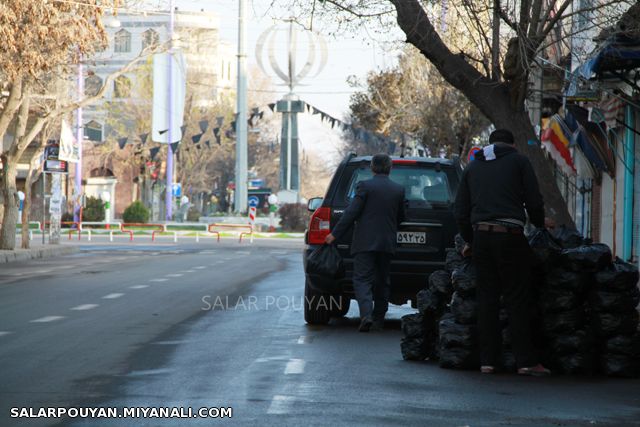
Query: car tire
331 295 350 317
304 279 331 325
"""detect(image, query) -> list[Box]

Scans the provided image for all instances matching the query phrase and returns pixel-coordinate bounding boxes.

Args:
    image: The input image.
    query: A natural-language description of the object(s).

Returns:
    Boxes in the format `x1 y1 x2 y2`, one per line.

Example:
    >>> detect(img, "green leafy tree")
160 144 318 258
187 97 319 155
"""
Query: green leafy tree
83 196 105 222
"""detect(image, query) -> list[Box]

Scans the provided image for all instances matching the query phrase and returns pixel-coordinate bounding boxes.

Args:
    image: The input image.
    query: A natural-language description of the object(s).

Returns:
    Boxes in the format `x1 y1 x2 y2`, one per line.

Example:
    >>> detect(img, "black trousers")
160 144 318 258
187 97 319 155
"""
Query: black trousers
352 251 391 320
472 230 537 368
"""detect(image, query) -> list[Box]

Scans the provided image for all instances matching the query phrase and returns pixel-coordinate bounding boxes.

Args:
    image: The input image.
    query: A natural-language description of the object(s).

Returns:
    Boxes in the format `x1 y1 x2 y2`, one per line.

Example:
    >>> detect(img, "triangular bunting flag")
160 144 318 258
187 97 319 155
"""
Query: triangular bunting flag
306 103 311 113
180 125 187 135
268 103 276 112
192 133 203 143
198 120 209 133
259 111 264 120
312 107 321 115
216 116 224 127
139 133 149 145
215 134 221 145
251 107 260 115
230 121 236 130
170 141 180 154
149 147 160 160
117 137 128 149
204 140 210 148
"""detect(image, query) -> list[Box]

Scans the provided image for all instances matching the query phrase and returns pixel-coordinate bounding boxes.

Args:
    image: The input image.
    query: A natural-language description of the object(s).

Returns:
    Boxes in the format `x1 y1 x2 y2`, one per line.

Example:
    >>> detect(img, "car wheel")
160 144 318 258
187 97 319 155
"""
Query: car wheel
331 295 350 317
304 279 331 325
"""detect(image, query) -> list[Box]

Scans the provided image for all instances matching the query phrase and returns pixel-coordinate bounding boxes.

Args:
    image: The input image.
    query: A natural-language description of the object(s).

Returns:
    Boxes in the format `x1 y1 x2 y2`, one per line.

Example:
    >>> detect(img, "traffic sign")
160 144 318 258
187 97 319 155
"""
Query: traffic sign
171 183 182 197
248 196 259 207
467 146 482 162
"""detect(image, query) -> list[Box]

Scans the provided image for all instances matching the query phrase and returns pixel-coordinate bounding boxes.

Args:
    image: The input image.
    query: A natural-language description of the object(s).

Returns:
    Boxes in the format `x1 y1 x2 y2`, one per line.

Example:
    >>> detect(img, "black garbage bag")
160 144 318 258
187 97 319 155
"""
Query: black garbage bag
589 287 640 313
401 313 425 340
560 244 612 273
539 289 580 313
439 346 480 370
554 352 593 375
429 270 453 296
544 268 586 293
548 330 589 355
605 333 640 357
306 244 345 292
543 309 584 335
450 292 477 325
451 258 477 297
552 225 586 249
528 228 562 271
595 258 640 292
417 289 442 318
445 249 465 273
401 337 428 361
439 314 477 349
592 311 639 337
454 234 467 255
600 353 640 378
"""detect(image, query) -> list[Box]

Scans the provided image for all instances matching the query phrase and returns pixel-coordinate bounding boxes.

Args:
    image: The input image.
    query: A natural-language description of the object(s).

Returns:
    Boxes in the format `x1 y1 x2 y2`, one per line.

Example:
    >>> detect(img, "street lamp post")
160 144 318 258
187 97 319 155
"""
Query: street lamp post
234 0 248 213
74 61 84 223
165 0 175 220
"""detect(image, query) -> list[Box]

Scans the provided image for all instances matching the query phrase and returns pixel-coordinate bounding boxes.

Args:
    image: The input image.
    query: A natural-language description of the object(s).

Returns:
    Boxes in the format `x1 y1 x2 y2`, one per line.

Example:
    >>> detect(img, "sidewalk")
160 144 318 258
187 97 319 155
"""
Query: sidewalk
0 243 78 264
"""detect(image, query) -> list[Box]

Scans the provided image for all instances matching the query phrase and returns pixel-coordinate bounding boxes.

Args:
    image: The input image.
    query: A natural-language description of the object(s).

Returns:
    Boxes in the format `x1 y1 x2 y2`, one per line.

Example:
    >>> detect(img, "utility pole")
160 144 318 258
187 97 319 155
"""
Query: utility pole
234 0 248 213
166 0 175 220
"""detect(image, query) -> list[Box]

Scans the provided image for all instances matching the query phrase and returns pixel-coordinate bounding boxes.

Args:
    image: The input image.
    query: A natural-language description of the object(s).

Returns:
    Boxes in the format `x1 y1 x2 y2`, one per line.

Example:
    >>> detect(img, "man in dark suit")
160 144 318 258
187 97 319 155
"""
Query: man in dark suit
325 154 405 332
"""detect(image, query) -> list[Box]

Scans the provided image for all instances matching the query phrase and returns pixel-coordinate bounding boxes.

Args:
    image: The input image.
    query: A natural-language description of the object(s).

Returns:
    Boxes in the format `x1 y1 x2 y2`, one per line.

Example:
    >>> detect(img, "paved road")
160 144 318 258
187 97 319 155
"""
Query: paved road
1 241 639 427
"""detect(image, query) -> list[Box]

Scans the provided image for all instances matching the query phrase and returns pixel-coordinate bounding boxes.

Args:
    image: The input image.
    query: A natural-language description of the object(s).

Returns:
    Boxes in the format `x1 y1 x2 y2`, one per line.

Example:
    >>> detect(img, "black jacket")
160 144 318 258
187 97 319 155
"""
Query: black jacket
454 143 545 243
331 175 406 255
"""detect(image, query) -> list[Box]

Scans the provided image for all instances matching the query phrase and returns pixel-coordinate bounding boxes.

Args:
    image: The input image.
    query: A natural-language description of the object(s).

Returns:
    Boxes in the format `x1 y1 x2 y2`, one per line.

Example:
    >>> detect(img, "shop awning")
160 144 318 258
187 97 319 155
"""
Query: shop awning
565 105 616 177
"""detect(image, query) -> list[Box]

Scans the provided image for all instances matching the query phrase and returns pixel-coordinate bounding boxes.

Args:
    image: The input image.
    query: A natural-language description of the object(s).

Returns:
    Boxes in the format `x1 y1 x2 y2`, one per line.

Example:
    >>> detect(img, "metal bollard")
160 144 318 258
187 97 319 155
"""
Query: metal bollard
173 231 178 243
28 230 33 241
109 231 113 242
88 229 92 241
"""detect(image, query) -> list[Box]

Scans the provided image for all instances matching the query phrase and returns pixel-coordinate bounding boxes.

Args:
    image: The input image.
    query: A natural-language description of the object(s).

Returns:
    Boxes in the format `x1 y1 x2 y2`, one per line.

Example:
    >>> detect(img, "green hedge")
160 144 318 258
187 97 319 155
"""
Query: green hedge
123 201 150 223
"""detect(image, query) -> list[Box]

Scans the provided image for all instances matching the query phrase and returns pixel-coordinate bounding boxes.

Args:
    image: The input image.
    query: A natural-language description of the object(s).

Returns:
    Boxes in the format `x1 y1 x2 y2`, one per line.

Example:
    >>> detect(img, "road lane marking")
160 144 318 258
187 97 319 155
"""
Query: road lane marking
33 270 52 274
284 359 305 374
194 266 206 270
235 251 251 255
0 331 12 337
297 336 313 344
270 250 287 254
149 278 168 282
180 270 196 273
102 293 124 299
71 304 99 311
30 316 65 323
130 285 149 289
267 395 295 415
166 274 183 277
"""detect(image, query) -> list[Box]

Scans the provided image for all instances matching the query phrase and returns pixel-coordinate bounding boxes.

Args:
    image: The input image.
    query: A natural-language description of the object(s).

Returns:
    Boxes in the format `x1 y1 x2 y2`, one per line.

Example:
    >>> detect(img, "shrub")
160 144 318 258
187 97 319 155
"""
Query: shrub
278 203 309 232
123 201 150 223
83 196 105 221
187 207 200 222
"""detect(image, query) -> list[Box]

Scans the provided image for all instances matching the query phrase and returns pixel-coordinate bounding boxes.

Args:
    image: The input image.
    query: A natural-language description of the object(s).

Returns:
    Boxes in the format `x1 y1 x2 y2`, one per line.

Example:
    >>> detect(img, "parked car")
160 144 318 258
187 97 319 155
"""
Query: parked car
303 153 462 324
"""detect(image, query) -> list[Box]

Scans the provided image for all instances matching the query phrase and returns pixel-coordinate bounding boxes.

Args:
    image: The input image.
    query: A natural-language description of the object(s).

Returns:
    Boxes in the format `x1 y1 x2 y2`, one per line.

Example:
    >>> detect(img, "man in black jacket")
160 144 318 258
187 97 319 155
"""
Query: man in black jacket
325 154 405 332
454 129 550 376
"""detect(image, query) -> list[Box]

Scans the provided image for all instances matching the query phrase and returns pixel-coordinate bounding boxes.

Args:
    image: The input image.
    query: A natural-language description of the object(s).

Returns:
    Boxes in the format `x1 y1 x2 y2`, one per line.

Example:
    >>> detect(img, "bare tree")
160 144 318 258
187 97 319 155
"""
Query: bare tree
281 0 634 227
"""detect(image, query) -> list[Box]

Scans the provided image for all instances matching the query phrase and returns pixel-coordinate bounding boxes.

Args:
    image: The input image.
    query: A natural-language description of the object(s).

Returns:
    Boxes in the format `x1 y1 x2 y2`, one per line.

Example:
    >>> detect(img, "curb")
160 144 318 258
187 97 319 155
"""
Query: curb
0 245 79 264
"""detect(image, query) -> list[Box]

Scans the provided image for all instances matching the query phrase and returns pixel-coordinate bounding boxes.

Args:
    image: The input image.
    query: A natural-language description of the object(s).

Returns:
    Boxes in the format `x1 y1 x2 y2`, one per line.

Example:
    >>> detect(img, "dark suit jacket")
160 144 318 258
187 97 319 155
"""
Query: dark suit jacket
331 174 406 255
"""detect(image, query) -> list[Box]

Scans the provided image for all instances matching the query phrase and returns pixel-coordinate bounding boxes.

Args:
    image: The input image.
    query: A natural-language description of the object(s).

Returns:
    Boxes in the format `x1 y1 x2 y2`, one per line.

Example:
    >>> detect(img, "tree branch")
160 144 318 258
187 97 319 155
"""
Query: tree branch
0 76 24 149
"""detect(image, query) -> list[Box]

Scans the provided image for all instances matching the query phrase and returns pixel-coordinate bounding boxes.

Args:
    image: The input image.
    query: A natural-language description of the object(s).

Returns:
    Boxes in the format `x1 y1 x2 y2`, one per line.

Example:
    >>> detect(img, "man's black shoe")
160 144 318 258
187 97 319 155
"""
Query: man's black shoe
358 317 373 332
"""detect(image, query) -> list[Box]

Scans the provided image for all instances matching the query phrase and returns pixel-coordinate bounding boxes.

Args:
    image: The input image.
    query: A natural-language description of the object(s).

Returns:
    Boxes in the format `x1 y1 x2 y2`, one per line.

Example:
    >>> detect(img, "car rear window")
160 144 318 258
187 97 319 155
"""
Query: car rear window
345 165 453 207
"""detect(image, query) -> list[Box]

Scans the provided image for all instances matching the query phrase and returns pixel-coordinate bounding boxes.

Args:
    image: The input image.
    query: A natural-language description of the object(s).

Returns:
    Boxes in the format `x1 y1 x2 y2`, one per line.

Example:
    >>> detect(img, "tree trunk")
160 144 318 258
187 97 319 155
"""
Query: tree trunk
0 163 19 250
21 168 35 249
388 0 575 229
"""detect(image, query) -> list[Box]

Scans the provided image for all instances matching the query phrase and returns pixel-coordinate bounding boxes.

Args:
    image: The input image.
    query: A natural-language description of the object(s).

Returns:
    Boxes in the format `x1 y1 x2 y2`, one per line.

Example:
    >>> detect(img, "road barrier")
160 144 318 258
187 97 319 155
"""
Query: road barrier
207 223 253 243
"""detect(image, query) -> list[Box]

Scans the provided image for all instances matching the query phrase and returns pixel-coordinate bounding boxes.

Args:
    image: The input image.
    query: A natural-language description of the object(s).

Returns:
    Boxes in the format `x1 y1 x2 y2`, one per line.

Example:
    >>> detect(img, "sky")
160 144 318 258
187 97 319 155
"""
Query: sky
173 0 404 163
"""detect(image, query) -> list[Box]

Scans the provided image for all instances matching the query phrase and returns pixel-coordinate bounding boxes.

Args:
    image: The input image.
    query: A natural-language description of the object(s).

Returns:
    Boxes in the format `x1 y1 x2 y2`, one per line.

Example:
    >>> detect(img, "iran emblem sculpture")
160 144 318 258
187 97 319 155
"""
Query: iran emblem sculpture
256 19 327 194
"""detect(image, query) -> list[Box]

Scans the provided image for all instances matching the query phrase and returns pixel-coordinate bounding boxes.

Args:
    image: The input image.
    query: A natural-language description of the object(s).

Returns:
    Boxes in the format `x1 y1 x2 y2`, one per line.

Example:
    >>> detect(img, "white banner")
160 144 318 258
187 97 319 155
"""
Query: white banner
58 119 79 163
152 51 187 143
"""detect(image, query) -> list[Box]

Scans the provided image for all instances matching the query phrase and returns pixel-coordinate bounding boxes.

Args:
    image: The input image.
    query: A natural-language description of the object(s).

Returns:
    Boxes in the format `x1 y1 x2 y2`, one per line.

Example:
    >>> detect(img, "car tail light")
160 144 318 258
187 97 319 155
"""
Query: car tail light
393 159 418 165
308 207 331 244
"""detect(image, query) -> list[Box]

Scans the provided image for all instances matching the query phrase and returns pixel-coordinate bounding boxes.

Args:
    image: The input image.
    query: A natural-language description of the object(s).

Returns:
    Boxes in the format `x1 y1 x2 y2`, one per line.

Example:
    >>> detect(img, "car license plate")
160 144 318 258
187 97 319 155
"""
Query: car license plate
397 231 426 244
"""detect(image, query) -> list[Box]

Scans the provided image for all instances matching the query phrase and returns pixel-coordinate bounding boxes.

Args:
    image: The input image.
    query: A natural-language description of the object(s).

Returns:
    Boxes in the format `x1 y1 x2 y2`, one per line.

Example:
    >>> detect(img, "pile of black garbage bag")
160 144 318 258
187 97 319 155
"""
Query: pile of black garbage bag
400 230 640 377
